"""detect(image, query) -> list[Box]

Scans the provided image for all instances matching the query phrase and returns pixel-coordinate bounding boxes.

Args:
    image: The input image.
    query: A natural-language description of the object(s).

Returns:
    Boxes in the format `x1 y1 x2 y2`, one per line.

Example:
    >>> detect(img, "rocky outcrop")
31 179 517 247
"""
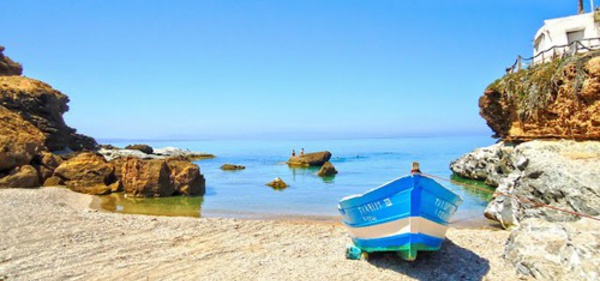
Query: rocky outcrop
153 146 215 161
266 177 287 189
43 176 64 187
166 157 205 196
481 52 600 141
220 164 245 171
317 161 338 177
0 76 97 151
54 152 115 195
452 140 600 229
125 144 153 154
504 218 600 280
0 106 46 172
287 151 332 166
0 46 22 76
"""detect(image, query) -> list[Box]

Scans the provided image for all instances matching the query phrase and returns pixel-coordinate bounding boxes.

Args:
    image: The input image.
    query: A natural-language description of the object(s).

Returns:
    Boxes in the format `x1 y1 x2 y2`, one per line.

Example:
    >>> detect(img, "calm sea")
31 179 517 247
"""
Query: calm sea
101 136 497 227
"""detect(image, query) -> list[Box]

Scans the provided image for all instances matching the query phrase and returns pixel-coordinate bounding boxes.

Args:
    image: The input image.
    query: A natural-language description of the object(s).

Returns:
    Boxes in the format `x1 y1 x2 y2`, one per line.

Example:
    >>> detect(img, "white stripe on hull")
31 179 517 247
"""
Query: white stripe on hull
345 217 448 240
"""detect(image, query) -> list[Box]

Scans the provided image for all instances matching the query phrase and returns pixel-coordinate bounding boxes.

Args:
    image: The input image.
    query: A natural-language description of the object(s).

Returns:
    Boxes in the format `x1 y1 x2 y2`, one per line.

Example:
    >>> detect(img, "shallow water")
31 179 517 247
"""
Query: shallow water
100 136 497 227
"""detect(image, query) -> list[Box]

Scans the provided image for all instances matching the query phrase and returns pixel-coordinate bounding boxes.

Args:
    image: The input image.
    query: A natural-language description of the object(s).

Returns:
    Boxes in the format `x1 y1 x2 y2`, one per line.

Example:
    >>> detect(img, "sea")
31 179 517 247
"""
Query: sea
100 135 497 228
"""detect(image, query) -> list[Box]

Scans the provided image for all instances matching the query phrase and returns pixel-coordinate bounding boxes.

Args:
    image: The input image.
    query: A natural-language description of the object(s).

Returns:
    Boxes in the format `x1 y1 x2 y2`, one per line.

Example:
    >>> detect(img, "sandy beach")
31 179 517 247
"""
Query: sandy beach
0 187 527 281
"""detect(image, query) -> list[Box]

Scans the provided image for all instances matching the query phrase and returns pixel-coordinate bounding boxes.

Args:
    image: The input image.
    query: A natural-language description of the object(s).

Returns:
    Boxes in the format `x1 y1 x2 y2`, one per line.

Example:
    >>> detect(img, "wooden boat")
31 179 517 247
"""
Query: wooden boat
337 163 463 261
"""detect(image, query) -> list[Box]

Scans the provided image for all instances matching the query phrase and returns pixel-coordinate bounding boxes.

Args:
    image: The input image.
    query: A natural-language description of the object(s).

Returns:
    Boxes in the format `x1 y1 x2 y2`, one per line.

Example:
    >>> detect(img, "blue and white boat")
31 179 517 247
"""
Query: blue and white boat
338 165 463 261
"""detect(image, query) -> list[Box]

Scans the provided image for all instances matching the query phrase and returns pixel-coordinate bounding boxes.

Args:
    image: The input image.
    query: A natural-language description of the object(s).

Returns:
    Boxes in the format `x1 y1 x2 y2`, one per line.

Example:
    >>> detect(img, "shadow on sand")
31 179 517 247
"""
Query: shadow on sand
367 239 490 281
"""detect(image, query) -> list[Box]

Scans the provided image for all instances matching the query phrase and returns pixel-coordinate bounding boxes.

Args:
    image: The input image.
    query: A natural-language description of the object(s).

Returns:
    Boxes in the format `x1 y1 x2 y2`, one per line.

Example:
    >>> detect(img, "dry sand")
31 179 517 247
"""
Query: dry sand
0 187 528 281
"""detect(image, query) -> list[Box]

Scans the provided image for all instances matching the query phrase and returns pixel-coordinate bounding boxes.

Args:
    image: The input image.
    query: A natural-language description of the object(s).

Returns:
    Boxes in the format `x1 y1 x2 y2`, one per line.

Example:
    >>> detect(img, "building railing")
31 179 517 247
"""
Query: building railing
507 37 600 73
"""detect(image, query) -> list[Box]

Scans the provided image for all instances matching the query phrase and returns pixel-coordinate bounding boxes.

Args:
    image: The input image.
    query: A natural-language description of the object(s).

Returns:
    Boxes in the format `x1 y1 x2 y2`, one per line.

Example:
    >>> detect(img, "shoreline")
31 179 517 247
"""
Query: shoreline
0 186 525 280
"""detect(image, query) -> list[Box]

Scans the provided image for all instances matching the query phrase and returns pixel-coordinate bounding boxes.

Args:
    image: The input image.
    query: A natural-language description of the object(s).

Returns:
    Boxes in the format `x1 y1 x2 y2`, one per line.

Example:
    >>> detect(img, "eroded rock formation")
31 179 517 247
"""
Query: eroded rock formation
288 151 332 166
481 52 600 141
220 164 245 171
317 161 338 177
0 46 22 76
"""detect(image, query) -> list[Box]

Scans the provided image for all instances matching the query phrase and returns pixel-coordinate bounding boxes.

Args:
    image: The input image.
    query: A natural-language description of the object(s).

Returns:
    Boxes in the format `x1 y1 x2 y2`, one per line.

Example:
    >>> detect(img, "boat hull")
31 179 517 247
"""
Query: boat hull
338 174 462 261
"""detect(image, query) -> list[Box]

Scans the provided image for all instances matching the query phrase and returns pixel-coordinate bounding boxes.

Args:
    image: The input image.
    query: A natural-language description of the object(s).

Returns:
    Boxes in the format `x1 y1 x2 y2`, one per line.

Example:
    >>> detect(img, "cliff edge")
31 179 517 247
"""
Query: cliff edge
481 51 600 141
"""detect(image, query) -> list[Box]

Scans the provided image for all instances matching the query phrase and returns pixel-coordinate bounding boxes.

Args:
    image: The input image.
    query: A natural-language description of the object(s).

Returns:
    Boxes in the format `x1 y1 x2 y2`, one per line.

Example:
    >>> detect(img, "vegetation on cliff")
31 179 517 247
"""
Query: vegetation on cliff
482 51 600 140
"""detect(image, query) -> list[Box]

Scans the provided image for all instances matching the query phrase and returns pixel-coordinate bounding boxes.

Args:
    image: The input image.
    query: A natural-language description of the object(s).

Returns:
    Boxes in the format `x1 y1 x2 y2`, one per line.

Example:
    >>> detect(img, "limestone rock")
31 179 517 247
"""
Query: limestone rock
0 75 97 151
220 164 245 171
43 176 64 187
504 218 600 280
125 144 153 154
317 161 338 177
287 151 332 166
121 157 174 197
0 106 46 171
0 165 40 188
266 177 288 189
449 142 516 187
0 46 22 76
54 152 115 195
453 140 600 229
166 157 205 196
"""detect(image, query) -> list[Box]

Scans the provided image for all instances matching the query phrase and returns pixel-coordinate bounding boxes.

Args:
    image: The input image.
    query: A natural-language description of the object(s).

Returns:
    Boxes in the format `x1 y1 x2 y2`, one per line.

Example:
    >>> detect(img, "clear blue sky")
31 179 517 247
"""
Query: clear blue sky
0 1 585 140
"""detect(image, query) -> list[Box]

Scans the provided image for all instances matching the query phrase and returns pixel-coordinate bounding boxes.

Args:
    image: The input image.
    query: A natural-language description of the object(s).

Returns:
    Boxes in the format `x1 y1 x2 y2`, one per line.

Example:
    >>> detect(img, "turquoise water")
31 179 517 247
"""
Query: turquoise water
104 136 496 226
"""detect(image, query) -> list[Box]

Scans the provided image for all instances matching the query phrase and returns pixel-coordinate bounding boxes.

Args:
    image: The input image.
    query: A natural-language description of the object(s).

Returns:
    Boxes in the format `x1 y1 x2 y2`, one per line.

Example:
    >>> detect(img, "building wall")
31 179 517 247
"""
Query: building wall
533 13 600 64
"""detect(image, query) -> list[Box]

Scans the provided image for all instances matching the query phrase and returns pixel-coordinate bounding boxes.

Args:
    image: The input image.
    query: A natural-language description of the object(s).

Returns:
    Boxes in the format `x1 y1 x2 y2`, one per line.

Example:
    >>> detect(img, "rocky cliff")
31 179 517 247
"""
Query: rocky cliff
0 46 206 197
453 50 600 280
481 51 600 141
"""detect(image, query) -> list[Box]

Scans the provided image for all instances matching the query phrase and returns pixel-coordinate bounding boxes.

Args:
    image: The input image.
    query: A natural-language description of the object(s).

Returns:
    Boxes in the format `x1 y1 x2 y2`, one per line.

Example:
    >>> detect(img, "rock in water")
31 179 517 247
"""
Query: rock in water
166 157 205 196
121 157 174 197
220 164 245 171
287 151 332 166
504 218 600 280
266 177 287 189
317 161 338 177
53 152 116 195
125 144 154 154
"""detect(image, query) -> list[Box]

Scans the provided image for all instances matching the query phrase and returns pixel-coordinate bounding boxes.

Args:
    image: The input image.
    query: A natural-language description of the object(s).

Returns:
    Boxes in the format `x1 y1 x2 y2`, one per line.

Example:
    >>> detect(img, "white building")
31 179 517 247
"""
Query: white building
533 12 600 64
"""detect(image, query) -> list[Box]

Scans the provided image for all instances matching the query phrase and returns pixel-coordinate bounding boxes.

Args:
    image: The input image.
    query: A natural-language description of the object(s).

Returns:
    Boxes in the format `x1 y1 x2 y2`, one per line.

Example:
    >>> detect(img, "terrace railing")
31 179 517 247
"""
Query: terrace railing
507 37 600 73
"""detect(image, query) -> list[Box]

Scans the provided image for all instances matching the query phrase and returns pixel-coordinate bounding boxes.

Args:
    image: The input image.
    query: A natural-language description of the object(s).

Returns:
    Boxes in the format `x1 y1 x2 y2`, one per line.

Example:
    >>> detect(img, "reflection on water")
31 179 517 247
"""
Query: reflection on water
101 193 204 218
450 174 495 202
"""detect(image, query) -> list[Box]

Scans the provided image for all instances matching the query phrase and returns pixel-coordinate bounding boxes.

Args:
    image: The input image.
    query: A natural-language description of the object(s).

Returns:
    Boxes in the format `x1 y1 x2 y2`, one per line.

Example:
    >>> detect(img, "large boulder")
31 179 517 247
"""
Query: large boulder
125 144 153 154
166 157 205 196
0 106 46 172
504 218 600 280
452 140 600 229
54 152 115 195
121 157 174 197
0 46 22 76
287 151 332 166
0 165 40 188
220 164 245 171
32 152 64 184
450 142 516 187
317 161 338 177
0 75 97 151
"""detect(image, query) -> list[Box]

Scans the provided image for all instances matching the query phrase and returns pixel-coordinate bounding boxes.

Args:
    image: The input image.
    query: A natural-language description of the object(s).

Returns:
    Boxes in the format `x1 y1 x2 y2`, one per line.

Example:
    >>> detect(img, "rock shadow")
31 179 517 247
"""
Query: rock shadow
367 239 490 281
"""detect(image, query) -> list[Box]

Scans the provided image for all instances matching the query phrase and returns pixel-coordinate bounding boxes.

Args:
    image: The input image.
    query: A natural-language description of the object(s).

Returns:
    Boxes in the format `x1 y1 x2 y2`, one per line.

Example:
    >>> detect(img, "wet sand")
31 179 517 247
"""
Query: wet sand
0 187 528 281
